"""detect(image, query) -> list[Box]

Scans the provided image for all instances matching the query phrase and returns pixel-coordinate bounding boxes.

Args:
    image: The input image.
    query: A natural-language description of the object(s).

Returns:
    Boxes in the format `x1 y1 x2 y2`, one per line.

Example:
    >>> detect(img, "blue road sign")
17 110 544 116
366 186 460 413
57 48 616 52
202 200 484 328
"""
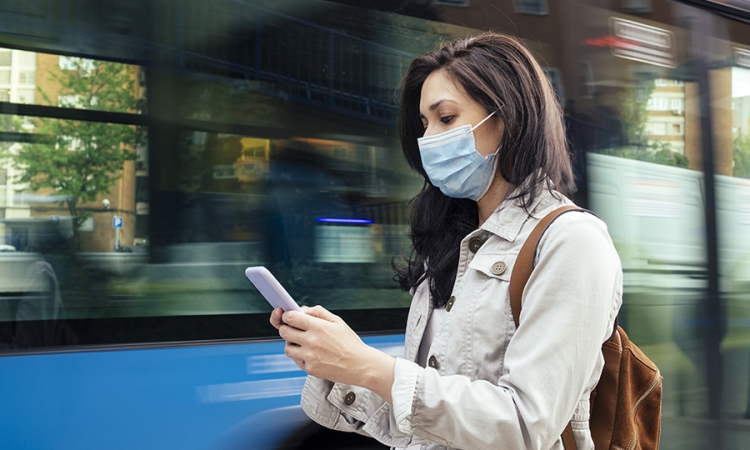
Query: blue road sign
112 216 123 229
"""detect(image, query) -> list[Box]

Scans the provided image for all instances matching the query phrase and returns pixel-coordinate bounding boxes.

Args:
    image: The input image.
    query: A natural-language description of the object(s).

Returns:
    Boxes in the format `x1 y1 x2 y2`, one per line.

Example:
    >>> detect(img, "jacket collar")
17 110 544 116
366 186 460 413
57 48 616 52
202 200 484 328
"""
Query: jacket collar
479 186 552 242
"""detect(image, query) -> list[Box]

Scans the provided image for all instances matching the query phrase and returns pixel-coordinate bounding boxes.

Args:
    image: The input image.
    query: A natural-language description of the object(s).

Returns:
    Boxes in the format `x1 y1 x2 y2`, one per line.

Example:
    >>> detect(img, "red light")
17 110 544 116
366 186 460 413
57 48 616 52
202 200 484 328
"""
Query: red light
582 35 638 49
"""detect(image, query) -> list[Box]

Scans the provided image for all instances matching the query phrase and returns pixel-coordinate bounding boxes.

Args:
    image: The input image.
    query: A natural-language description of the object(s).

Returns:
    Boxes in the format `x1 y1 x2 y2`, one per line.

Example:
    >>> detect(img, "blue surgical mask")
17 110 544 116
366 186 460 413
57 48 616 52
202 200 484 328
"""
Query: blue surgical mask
418 112 498 201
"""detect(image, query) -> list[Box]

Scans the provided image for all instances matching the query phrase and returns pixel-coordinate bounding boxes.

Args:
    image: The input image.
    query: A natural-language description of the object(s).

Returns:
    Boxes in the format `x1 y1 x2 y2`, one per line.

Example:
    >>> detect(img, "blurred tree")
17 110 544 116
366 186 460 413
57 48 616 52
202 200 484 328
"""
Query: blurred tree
648 140 690 168
609 80 689 168
734 131 750 177
1 58 144 248
617 79 654 147
0 114 28 153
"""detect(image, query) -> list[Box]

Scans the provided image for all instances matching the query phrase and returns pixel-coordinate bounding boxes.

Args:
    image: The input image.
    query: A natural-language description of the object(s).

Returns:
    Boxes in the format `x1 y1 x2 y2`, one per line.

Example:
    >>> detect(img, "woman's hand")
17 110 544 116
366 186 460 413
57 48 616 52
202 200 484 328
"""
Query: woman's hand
269 306 285 330
274 305 395 403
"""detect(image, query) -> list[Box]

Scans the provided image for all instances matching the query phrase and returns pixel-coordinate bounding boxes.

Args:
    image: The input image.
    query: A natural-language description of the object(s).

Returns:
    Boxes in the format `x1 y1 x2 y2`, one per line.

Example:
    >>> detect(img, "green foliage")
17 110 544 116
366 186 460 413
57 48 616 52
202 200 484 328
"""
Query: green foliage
735 131 750 178
0 114 20 153
617 79 655 146
0 58 144 247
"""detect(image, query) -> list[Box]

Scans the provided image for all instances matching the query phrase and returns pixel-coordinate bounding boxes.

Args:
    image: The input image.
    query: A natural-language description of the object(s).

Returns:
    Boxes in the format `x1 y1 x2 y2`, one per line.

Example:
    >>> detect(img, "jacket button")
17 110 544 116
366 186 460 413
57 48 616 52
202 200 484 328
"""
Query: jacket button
344 391 356 406
491 261 507 275
428 355 439 370
446 296 456 312
469 238 484 253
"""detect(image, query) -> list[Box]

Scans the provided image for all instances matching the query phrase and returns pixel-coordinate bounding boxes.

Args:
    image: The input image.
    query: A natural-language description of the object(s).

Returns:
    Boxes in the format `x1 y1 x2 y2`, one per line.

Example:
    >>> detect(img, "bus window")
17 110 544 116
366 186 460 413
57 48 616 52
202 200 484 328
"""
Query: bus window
719 37 750 425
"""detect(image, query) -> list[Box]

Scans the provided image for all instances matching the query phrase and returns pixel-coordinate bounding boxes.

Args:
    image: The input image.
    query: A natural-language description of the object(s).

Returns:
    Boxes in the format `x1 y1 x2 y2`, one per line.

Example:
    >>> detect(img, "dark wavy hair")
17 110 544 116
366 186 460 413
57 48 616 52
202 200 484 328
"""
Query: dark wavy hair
393 33 575 308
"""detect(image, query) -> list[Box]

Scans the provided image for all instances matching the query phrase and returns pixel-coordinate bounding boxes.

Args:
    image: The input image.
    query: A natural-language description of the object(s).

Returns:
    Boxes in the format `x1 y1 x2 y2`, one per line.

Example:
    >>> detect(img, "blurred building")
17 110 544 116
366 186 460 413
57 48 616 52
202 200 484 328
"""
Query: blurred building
0 48 36 245
645 78 686 153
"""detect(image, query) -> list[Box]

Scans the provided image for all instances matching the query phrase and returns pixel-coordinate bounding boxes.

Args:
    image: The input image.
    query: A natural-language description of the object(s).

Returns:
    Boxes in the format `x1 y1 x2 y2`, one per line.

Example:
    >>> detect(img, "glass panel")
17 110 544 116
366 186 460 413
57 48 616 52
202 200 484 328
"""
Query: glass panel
146 105 417 316
560 4 722 447
719 22 750 442
2 1 458 341
0 49 142 113
0 114 146 327
134 1 471 325
556 3 750 446
0 48 148 339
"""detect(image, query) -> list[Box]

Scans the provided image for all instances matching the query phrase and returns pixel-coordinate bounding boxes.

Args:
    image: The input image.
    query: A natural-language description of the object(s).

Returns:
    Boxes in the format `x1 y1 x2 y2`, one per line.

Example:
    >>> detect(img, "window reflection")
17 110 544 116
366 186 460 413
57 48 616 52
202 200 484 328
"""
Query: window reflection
721 57 750 423
0 49 146 341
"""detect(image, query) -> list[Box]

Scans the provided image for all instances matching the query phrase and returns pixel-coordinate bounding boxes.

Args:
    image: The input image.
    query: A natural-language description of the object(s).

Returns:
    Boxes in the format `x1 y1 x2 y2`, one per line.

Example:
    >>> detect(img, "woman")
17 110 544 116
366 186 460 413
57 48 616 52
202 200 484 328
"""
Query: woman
270 33 622 450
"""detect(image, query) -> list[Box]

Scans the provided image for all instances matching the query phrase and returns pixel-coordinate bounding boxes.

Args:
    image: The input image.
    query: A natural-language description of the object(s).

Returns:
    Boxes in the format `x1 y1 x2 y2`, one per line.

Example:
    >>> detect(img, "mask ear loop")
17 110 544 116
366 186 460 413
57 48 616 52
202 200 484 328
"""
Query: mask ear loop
470 111 497 131
472 111 503 156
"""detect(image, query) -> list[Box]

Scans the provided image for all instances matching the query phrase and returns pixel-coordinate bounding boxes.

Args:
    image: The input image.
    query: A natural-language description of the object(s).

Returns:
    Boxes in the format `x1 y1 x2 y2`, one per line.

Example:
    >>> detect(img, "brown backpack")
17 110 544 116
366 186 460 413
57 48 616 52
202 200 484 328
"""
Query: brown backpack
509 206 662 450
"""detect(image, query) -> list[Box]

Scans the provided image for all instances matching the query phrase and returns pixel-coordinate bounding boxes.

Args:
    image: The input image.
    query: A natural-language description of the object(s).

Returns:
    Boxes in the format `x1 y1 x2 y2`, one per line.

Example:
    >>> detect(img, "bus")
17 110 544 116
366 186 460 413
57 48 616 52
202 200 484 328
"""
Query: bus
0 1 749 449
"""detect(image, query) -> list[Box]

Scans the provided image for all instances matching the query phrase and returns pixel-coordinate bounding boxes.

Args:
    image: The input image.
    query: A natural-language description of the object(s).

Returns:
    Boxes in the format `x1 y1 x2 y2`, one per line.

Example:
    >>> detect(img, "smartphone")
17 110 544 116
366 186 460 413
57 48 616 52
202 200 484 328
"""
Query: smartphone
244 266 302 312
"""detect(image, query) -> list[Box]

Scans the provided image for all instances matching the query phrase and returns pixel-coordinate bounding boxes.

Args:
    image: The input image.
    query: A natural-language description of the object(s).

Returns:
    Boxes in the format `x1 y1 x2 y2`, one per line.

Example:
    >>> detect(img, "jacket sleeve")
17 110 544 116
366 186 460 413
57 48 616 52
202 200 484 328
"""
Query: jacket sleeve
299 279 432 448
390 212 622 450
300 375 425 448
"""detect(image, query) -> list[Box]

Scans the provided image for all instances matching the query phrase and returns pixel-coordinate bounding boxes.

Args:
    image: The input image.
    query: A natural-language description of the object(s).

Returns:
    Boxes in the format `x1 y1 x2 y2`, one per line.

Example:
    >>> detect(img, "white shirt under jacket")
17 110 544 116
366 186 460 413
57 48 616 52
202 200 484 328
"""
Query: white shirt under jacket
300 187 623 450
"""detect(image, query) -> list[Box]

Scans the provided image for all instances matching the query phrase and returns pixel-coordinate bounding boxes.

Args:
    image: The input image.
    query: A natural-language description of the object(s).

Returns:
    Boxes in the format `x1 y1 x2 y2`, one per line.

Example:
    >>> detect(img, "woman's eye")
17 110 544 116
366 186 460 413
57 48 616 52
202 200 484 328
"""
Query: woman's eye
440 116 454 124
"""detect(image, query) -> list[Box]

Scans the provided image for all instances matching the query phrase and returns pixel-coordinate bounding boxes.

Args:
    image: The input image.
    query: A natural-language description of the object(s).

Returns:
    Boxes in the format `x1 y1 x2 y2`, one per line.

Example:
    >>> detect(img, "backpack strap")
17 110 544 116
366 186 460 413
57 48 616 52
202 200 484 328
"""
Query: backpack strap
509 205 583 327
508 204 585 450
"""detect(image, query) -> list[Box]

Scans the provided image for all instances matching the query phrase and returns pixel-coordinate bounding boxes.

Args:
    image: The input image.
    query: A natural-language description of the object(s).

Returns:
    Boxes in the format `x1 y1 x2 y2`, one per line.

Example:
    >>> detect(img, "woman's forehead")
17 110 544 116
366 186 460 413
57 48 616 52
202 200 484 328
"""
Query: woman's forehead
419 70 470 113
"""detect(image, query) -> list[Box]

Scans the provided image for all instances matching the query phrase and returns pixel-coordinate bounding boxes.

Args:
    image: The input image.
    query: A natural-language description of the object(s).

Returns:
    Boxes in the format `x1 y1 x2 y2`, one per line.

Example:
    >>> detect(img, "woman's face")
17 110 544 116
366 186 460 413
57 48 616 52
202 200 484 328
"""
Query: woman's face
419 69 504 157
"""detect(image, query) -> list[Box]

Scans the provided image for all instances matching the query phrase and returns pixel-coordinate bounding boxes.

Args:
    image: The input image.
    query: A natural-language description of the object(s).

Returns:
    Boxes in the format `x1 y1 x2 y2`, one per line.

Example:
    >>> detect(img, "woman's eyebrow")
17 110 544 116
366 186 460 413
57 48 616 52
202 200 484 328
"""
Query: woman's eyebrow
419 99 458 118
429 99 457 111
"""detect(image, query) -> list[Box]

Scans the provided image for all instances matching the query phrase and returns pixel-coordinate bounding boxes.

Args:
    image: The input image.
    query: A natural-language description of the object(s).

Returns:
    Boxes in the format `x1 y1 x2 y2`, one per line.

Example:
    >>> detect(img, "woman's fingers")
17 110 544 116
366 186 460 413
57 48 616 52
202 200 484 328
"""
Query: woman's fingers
284 340 304 360
278 323 306 345
269 307 284 329
304 305 341 323
277 307 370 384
281 310 323 331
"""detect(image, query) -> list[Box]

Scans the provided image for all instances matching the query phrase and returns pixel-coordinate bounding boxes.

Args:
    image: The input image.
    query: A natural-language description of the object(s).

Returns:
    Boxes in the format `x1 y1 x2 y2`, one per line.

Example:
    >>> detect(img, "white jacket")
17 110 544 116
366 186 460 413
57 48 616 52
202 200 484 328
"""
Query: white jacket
301 188 623 450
